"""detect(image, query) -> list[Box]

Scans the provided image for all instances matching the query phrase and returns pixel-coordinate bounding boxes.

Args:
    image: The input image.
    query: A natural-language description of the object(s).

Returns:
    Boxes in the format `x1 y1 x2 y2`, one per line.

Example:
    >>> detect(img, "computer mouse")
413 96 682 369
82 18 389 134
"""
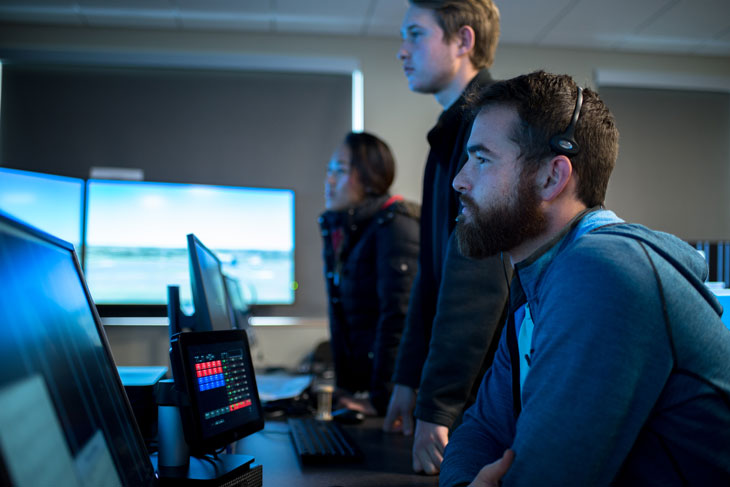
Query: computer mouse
331 407 365 425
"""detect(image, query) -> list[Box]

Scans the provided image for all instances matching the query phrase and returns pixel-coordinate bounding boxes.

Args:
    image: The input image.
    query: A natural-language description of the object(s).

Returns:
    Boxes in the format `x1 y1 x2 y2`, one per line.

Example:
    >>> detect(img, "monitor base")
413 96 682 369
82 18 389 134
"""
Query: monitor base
151 453 262 487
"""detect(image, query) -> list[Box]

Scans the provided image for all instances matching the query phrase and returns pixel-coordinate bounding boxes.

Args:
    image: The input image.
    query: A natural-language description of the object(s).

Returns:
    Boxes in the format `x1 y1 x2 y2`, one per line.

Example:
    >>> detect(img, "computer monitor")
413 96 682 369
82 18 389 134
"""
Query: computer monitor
83 179 295 316
713 289 730 330
225 274 257 347
0 211 157 486
225 274 250 319
169 330 264 456
187 233 237 333
0 167 84 251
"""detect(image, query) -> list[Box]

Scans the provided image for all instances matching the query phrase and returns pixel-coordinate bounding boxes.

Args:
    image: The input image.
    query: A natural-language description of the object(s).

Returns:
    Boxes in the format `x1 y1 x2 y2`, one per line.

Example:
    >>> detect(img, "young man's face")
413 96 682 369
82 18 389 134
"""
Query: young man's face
324 143 365 211
453 104 547 258
398 5 461 95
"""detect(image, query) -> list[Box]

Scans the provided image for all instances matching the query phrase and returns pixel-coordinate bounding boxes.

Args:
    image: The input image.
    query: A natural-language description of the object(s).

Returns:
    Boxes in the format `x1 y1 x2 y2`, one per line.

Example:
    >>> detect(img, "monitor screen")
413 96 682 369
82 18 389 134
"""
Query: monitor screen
0 211 156 486
0 167 84 251
714 289 730 330
225 274 257 347
188 234 236 332
84 179 295 312
170 330 264 455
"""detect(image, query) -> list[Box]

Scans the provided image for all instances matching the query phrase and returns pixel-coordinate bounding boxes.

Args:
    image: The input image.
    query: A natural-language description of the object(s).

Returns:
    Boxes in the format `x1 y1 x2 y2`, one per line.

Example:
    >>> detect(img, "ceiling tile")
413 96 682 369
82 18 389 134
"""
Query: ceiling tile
178 11 271 32
78 0 173 7
174 0 271 14
366 0 406 37
82 7 177 29
539 0 670 50
78 0 177 28
274 15 364 36
640 0 730 39
497 0 574 45
273 0 370 36
0 2 81 25
369 0 407 19
0 0 75 9
79 0 172 8
0 0 75 6
175 0 272 31
275 0 370 18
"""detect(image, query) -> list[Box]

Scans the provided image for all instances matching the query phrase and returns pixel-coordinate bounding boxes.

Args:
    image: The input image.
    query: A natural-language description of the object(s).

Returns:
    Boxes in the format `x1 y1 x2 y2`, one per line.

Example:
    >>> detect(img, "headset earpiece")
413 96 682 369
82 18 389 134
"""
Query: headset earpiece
549 86 583 156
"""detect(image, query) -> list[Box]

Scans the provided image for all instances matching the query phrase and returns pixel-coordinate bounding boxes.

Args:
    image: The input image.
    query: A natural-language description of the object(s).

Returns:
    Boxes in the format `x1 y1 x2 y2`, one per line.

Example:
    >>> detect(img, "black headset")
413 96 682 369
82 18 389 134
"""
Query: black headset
549 86 583 156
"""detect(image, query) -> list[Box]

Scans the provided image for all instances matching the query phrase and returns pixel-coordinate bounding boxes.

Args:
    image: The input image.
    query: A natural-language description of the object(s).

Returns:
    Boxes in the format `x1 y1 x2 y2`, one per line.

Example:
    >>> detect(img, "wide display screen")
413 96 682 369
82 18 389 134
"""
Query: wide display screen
84 179 295 309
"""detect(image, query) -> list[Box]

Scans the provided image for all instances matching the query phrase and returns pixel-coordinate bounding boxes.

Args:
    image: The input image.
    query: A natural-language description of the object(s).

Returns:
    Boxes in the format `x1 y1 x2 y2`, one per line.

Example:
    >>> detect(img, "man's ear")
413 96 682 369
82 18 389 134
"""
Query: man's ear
456 25 476 56
538 155 573 202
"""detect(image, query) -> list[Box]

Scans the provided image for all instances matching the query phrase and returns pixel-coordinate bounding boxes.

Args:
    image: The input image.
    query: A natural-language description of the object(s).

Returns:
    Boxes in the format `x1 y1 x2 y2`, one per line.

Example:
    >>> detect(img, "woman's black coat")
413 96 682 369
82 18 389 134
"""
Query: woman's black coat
319 195 419 414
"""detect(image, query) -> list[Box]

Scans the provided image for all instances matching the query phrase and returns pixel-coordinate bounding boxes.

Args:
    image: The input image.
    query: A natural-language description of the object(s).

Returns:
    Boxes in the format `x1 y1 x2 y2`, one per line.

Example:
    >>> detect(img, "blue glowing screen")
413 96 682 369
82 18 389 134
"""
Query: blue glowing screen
0 167 83 251
84 179 295 308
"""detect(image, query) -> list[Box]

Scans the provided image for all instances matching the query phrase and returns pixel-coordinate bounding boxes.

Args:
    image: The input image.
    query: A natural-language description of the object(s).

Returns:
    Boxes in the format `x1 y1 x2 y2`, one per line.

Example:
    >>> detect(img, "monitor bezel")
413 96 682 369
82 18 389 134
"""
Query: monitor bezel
187 233 237 332
0 210 158 485
169 329 264 455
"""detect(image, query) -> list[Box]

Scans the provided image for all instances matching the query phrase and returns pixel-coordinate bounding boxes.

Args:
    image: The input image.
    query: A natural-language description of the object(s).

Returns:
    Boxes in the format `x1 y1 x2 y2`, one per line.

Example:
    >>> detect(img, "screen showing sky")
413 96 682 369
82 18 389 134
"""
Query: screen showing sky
84 180 295 307
0 168 83 251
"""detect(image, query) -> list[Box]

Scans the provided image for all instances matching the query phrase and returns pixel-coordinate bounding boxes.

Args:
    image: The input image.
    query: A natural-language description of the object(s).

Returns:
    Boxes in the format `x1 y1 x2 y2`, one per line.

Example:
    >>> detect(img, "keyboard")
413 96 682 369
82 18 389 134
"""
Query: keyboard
287 417 363 464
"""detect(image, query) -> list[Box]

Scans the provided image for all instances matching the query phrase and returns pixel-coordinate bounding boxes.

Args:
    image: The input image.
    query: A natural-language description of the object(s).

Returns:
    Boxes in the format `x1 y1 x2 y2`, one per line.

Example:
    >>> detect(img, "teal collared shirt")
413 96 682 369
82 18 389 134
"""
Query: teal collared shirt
513 208 624 402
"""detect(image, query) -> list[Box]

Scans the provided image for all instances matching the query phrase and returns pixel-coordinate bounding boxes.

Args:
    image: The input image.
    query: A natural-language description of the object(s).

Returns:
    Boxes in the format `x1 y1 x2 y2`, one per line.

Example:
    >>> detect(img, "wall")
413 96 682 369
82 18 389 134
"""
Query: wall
600 87 730 240
2 24 729 368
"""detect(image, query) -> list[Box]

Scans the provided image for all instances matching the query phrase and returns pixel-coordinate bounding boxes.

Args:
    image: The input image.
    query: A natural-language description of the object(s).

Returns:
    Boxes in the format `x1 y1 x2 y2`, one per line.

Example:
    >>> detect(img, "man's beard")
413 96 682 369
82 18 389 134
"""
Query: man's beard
455 172 548 259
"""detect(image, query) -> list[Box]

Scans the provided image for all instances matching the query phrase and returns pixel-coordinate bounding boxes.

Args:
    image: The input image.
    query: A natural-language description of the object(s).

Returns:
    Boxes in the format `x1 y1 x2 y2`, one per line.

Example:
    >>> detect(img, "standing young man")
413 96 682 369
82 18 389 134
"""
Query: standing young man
383 0 510 475
440 70 730 486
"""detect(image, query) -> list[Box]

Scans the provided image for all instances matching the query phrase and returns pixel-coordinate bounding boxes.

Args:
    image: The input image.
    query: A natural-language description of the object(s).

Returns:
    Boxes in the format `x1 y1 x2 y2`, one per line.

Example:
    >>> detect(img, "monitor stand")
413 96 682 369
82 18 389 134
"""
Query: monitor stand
151 452 262 486
154 379 263 486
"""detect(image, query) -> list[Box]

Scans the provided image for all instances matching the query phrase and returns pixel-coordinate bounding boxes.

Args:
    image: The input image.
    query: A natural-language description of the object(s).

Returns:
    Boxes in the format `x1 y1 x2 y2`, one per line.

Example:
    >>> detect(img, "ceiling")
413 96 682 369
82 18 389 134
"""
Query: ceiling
0 0 728 57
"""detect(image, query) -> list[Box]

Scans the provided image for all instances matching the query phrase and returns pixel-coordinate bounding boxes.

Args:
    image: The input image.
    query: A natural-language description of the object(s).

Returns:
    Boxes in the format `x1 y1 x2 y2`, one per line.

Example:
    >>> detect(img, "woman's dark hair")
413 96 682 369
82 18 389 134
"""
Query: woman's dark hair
344 132 396 196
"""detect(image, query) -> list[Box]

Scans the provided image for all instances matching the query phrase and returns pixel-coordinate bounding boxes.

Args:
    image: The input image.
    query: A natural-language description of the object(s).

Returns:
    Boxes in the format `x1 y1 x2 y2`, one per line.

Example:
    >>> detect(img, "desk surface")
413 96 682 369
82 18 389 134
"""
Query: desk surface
234 417 440 487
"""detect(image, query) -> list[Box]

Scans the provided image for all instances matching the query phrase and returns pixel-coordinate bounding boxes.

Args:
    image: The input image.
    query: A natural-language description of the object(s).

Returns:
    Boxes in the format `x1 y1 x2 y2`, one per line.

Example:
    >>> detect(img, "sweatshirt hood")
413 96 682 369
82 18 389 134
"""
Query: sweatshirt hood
591 223 721 317
517 208 721 319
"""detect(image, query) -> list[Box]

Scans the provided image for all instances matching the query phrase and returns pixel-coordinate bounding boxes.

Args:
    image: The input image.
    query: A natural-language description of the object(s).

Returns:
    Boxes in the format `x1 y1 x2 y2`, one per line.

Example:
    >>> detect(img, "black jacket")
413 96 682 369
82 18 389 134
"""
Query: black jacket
319 195 420 415
392 70 511 426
